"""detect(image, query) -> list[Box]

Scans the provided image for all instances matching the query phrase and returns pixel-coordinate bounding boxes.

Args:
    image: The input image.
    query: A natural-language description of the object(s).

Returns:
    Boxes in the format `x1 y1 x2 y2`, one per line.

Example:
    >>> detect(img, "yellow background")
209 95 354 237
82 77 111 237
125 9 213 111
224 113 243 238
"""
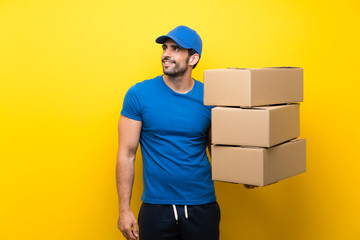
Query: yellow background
1 0 359 239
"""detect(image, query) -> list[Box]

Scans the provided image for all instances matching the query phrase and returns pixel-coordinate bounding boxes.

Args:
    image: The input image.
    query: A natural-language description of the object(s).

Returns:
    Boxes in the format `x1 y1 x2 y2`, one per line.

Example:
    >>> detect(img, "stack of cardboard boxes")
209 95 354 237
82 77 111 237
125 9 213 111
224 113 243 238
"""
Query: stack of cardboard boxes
204 67 306 186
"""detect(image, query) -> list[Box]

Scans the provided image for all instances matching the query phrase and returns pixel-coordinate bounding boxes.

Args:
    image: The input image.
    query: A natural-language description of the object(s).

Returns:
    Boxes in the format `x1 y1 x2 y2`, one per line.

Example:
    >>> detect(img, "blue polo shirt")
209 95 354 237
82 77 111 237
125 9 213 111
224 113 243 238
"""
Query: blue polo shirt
121 75 216 205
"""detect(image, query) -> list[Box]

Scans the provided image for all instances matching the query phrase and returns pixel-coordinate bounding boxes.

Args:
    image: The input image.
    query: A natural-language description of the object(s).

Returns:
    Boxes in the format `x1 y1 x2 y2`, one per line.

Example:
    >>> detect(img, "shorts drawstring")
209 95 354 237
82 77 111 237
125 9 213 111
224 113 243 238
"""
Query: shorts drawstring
172 205 179 224
172 205 189 224
184 205 189 222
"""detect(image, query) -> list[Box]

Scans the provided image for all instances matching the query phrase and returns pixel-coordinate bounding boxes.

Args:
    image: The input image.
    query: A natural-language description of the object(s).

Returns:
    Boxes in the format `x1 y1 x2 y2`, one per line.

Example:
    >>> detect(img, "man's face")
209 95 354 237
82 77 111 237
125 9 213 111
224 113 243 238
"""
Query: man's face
161 39 190 77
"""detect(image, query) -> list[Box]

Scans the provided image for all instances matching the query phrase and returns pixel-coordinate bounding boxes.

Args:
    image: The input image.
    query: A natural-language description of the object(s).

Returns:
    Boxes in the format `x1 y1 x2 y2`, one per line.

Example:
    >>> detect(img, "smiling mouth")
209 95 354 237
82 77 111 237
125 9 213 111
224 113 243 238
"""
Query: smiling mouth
162 60 175 66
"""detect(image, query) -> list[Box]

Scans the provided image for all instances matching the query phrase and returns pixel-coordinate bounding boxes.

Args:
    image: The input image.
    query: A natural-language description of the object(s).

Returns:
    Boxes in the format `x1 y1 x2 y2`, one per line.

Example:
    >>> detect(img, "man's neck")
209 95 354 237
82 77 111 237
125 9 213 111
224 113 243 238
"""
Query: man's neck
163 73 194 94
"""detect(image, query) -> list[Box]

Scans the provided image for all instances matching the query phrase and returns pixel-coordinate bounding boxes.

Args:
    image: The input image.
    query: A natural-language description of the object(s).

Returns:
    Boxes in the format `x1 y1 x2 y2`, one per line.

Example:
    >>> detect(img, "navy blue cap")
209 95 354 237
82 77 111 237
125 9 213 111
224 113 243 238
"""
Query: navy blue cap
156 25 202 57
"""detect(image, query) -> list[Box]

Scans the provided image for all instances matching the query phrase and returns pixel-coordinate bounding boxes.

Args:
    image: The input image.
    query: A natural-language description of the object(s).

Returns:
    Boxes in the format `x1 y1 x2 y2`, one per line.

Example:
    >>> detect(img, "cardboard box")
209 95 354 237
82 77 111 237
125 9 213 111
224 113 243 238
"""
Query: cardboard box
204 67 303 107
211 139 306 186
212 104 300 147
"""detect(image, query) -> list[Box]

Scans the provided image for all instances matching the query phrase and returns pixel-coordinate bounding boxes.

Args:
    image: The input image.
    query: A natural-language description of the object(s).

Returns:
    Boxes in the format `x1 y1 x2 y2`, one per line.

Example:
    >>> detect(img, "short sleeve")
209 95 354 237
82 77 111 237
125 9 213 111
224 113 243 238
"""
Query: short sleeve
121 85 142 121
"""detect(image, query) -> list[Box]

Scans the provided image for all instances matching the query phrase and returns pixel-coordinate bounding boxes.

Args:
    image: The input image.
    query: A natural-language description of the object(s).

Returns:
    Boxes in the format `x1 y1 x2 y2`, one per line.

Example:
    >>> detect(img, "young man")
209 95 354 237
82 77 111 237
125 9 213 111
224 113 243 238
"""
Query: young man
116 25 220 240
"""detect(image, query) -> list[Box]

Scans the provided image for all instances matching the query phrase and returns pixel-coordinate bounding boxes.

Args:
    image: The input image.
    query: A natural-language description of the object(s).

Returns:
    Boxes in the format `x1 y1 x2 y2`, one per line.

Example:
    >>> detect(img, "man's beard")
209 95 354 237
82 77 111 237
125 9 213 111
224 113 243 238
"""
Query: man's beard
162 56 190 77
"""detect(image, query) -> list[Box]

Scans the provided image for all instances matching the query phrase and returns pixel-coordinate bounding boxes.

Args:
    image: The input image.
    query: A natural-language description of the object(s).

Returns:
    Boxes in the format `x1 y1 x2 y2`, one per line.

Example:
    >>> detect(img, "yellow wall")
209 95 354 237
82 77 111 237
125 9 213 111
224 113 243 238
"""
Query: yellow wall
1 0 359 239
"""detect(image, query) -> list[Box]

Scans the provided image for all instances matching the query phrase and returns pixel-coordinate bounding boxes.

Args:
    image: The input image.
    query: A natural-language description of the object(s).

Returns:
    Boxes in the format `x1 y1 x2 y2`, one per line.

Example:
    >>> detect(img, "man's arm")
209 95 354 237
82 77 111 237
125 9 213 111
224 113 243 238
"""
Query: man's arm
116 115 142 240
207 127 212 157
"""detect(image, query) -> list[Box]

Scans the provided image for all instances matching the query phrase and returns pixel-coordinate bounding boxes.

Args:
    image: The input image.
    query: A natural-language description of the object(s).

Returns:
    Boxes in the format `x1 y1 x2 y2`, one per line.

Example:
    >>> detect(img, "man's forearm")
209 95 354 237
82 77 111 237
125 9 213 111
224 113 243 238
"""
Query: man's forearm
116 154 135 213
207 127 212 157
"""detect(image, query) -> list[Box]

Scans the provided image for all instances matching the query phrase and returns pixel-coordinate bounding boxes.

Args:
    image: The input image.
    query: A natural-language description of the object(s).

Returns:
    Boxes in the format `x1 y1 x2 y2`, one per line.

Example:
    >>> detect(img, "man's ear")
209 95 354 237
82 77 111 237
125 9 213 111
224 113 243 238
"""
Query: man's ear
188 53 200 67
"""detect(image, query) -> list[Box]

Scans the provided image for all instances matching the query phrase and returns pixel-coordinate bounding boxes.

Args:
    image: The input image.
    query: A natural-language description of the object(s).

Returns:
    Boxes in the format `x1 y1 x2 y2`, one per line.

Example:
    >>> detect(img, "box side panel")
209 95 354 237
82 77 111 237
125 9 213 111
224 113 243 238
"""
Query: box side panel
269 104 300 146
263 139 306 184
212 107 270 147
250 68 303 106
212 145 265 186
204 69 251 106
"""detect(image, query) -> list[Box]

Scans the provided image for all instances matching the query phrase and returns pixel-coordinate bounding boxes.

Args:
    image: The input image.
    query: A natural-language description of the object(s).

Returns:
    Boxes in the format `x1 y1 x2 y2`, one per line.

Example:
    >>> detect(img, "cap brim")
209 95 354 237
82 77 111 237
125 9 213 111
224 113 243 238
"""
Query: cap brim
155 35 169 44
155 35 192 49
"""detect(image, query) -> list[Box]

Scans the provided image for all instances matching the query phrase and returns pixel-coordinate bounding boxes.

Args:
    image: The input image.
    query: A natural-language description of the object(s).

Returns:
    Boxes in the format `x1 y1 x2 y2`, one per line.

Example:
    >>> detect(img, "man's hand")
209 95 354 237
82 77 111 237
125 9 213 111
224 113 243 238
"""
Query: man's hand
243 184 258 189
118 210 138 240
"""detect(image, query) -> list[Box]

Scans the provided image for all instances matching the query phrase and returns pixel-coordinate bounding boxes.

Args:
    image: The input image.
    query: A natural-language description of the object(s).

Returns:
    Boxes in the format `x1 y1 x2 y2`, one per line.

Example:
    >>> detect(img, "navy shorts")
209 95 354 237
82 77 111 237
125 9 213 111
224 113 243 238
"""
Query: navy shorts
138 202 221 240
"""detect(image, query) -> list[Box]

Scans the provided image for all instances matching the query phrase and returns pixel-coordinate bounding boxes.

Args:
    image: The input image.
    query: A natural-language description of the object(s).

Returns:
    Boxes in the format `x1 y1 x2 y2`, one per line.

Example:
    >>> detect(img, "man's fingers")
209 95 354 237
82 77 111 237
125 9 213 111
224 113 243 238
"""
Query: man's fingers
243 184 258 189
125 227 136 240
118 211 138 239
124 223 138 240
132 223 139 238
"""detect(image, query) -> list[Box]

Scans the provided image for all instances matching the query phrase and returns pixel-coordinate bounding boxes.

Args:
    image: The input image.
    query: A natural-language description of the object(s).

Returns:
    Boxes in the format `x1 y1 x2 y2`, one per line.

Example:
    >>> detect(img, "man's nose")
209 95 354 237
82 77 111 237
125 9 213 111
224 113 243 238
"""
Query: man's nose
163 49 172 58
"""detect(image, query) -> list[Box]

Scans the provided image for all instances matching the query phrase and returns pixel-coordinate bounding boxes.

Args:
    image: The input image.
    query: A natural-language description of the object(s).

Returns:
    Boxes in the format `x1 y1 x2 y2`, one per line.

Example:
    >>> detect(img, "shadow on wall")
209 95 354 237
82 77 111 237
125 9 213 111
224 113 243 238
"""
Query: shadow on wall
215 176 316 240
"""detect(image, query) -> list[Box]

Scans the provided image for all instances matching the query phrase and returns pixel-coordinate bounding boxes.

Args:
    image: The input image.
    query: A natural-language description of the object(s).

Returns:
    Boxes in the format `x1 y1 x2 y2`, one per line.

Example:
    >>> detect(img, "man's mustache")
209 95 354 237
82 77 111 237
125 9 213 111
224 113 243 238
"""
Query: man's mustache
162 57 176 63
